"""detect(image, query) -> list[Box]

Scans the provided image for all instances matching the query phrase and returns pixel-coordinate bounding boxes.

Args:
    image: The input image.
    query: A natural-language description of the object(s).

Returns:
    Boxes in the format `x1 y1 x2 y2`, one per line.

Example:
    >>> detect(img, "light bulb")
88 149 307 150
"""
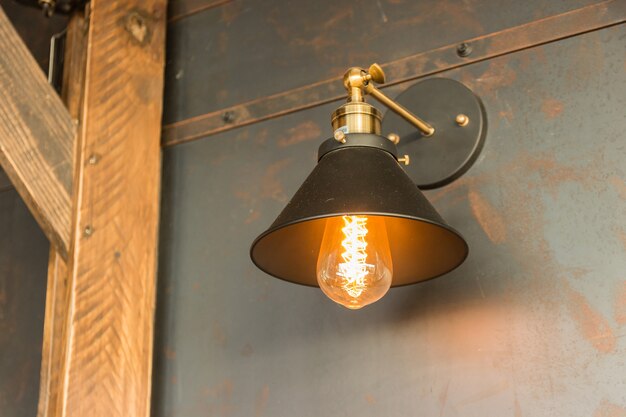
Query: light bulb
316 215 393 309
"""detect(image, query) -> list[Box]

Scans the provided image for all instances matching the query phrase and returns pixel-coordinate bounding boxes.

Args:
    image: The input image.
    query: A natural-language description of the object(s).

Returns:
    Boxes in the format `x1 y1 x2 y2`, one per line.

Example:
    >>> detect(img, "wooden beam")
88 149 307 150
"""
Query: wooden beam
0 6 75 257
37 11 88 417
37 0 166 416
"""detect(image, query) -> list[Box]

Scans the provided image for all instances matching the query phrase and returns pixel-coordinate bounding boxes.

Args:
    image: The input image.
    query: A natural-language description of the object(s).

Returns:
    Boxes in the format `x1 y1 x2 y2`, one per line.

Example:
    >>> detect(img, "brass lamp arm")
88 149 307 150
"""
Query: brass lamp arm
344 64 435 137
363 83 435 137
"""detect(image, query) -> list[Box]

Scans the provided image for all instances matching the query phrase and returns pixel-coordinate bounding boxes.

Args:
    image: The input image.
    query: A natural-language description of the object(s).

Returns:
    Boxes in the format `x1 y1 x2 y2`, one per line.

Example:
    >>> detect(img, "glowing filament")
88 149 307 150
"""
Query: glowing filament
337 216 372 298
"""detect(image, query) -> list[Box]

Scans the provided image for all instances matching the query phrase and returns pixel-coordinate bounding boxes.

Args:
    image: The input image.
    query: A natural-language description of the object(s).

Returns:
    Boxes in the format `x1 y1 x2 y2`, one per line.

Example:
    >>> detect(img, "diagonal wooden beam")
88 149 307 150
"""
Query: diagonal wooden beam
0 6 75 258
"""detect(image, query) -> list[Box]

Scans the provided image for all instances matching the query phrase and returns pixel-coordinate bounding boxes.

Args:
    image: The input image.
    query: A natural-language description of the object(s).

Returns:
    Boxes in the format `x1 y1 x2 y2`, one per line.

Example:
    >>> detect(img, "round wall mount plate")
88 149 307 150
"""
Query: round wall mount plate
382 78 487 189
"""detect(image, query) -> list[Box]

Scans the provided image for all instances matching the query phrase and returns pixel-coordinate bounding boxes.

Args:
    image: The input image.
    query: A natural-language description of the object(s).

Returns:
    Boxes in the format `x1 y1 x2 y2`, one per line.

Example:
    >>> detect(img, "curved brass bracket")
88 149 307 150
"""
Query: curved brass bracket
342 64 435 137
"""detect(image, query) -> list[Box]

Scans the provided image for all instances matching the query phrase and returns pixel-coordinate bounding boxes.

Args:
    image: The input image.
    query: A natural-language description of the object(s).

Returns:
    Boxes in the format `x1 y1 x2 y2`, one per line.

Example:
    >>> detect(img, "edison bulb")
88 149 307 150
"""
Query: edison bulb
316 215 393 309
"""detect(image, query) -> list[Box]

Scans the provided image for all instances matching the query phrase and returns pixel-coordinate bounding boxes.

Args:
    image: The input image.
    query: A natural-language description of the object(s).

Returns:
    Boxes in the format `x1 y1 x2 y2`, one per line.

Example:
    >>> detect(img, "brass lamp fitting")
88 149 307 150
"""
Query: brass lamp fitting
330 63 435 137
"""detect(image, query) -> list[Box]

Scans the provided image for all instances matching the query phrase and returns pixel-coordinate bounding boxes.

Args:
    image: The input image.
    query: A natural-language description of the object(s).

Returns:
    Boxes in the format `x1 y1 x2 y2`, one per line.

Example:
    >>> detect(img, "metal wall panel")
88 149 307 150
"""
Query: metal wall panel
0 189 49 417
154 19 626 417
163 0 598 124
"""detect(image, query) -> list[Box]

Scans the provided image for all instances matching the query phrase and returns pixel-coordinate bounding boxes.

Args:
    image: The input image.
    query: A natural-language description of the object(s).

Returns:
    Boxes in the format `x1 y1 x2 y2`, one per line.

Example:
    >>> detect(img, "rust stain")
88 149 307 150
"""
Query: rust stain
220 2 242 25
468 190 507 244
255 385 270 417
564 282 616 353
216 89 229 103
519 151 596 198
473 60 517 97
608 176 626 200
615 281 626 325
277 121 321 147
395 1 484 34
164 346 176 360
514 397 522 417
541 98 564 119
212 320 228 347
364 393 376 405
455 380 509 407
594 400 626 417
245 210 261 224
13 360 31 403
438 380 450 417
260 159 292 202
255 128 269 145
201 379 235 416
567 34 605 88
617 229 626 253
321 7 353 30
217 31 229 54
498 108 514 123
240 343 254 357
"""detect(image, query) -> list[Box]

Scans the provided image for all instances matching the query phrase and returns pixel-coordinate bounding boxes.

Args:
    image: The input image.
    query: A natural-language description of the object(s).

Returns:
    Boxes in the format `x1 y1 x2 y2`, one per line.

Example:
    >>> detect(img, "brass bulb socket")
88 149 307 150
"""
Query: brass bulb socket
331 102 382 135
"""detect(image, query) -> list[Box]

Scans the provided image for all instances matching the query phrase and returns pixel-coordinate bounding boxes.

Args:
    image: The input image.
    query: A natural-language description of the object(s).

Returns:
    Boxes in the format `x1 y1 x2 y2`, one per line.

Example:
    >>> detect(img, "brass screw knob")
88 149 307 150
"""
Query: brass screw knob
387 133 400 145
398 155 410 165
367 63 386 84
334 129 346 143
455 114 469 126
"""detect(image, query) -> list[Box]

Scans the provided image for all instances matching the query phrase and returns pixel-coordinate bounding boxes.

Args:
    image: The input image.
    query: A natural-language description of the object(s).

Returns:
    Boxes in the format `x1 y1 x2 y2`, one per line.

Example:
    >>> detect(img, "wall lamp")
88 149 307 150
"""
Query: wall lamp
251 64 486 310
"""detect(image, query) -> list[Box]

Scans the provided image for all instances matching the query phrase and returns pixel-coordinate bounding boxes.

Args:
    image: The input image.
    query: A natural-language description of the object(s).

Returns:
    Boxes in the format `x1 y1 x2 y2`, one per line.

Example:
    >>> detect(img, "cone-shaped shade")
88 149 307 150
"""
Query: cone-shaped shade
251 146 468 287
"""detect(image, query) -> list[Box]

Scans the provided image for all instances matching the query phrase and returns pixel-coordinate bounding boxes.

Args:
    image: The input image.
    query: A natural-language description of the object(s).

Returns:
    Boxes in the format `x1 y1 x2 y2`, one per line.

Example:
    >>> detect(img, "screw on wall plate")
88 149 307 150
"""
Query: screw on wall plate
88 154 99 165
456 42 472 57
455 114 469 126
83 225 93 237
387 133 400 145
222 111 236 124
398 155 410 165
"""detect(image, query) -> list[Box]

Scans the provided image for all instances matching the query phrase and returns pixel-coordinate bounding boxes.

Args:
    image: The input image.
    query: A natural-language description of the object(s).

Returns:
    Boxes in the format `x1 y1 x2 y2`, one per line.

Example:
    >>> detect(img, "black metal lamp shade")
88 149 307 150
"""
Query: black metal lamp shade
250 134 468 288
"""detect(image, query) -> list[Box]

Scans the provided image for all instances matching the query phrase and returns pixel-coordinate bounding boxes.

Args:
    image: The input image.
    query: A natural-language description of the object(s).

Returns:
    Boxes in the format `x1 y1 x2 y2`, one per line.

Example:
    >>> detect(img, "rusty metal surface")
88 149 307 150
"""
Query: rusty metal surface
168 0 232 23
162 0 625 147
154 23 626 417
162 0 600 125
0 190 49 417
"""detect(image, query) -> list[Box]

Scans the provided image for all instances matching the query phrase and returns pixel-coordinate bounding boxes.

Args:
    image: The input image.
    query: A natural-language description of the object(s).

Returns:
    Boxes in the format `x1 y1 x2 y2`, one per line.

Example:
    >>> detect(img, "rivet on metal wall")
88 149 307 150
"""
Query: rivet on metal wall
222 111 236 124
387 133 400 144
456 42 472 57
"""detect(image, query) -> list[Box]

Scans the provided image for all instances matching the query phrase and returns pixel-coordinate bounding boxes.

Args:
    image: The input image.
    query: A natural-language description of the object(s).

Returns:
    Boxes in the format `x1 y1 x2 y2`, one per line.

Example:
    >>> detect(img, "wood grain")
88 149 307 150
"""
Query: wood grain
37 11 88 417
38 0 167 416
0 6 75 257
38 248 71 417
